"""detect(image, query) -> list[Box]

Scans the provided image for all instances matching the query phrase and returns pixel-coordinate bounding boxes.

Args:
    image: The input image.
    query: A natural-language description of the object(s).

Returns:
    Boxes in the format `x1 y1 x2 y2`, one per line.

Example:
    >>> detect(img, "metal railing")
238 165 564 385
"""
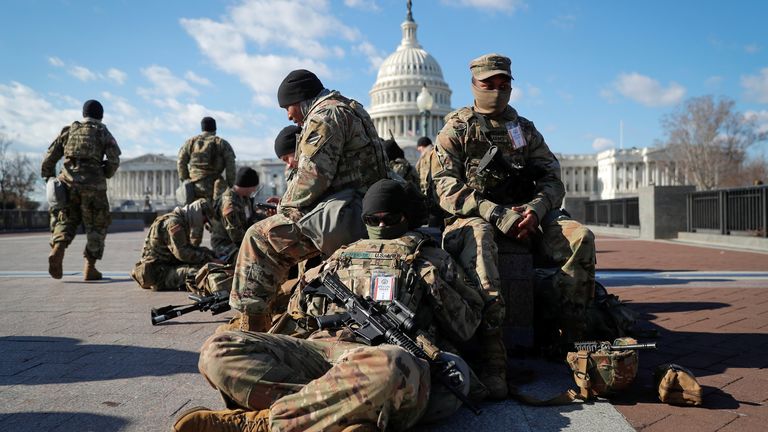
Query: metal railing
687 185 767 237
585 197 640 227
0 210 160 232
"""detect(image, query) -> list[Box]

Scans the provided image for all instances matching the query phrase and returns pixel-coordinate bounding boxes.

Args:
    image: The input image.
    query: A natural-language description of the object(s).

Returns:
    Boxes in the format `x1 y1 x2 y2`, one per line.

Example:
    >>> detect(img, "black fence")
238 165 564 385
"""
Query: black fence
0 210 159 233
584 197 640 228
687 185 767 237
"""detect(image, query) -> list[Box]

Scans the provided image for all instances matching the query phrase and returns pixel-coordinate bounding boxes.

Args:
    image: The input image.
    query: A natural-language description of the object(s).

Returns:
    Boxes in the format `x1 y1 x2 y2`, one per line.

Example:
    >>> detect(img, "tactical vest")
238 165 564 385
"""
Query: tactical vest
62 121 109 185
187 134 224 180
306 94 389 193
447 107 538 205
303 233 430 319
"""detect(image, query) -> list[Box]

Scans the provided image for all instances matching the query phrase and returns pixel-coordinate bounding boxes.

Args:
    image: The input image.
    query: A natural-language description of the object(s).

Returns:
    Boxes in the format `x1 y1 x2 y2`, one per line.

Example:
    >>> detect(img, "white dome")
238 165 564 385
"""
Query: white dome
368 7 452 149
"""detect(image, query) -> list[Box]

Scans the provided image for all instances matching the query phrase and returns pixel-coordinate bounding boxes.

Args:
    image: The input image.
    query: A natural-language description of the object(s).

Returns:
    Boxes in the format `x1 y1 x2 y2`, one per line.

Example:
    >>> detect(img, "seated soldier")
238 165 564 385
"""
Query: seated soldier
173 179 488 432
210 167 263 261
383 137 420 191
131 199 221 291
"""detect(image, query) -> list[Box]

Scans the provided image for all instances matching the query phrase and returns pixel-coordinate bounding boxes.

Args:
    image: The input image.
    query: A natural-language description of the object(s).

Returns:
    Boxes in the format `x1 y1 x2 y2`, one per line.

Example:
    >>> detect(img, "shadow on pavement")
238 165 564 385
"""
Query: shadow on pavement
0 412 130 432
0 336 199 385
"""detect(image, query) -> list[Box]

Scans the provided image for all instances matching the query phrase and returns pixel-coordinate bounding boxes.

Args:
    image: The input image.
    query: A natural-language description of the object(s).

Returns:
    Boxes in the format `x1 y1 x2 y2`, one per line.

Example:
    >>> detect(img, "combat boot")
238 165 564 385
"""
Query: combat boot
215 313 243 334
239 313 272 333
172 406 270 432
83 257 102 281
48 243 65 279
477 328 508 399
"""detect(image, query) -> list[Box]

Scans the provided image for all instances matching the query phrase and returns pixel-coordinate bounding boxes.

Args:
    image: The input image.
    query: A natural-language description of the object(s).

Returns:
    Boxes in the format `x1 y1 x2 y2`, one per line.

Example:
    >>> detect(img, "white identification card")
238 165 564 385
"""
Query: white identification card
506 122 527 150
370 271 396 302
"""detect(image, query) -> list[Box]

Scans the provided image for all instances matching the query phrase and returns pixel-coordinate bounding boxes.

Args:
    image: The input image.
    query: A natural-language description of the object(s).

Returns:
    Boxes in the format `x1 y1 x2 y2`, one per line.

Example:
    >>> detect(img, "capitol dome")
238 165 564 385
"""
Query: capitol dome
368 4 452 148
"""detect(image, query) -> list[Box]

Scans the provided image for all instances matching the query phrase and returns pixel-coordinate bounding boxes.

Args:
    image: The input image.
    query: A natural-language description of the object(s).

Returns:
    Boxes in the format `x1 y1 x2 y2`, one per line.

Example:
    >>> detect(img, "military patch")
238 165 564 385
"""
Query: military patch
169 224 182 235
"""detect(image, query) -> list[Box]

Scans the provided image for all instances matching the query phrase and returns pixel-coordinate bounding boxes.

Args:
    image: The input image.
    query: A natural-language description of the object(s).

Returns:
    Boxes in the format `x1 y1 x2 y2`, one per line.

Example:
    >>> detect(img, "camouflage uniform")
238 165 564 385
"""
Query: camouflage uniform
415 147 446 228
230 90 388 322
131 207 216 291
432 104 596 343
177 131 237 202
41 118 121 260
198 232 485 431
388 157 420 191
210 187 258 259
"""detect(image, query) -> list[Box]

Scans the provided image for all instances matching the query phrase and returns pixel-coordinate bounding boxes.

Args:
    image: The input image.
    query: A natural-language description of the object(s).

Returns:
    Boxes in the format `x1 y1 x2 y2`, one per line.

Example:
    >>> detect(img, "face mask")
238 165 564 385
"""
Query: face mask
365 220 409 240
472 81 511 116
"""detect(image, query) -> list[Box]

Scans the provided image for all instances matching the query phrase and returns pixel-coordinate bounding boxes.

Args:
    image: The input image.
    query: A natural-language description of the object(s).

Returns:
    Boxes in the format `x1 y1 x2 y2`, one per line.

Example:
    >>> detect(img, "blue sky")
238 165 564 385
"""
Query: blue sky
1 0 766 162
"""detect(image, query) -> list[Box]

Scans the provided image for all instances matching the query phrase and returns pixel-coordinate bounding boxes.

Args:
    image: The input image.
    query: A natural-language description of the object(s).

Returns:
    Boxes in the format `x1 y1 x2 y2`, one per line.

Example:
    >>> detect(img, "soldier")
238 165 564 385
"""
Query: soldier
42 99 121 281
173 179 485 432
383 138 420 189
431 53 596 395
209 167 262 260
177 116 237 203
130 199 221 292
274 125 300 172
228 69 389 332
414 136 445 229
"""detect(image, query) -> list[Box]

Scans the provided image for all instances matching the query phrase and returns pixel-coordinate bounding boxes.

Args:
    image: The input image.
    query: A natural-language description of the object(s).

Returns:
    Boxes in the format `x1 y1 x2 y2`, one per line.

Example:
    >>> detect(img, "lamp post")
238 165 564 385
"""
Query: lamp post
416 82 433 138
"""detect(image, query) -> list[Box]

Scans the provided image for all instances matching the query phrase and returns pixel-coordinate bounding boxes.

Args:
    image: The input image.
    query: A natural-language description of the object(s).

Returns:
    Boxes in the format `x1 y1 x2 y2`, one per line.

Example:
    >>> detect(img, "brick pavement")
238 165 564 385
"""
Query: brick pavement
595 236 768 432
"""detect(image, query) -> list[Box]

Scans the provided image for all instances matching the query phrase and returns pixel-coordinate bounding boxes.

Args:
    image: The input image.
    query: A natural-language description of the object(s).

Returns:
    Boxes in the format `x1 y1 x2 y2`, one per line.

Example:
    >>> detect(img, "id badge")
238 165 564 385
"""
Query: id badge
370 270 397 302
506 122 527 150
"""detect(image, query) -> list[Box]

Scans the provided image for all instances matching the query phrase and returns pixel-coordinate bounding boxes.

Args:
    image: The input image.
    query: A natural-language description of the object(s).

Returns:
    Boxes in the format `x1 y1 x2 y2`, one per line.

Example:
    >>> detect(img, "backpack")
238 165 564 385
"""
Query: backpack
187 262 235 296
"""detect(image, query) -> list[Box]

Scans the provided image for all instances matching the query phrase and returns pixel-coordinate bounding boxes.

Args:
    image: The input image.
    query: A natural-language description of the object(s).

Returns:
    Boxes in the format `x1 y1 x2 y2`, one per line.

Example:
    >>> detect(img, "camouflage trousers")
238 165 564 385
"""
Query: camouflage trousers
191 176 227 203
198 331 431 432
49 187 111 260
443 215 595 339
230 190 366 315
130 260 201 291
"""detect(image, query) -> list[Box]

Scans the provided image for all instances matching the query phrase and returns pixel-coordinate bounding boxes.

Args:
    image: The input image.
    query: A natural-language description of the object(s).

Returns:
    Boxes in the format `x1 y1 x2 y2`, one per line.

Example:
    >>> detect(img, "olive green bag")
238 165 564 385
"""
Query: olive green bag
187 262 234 296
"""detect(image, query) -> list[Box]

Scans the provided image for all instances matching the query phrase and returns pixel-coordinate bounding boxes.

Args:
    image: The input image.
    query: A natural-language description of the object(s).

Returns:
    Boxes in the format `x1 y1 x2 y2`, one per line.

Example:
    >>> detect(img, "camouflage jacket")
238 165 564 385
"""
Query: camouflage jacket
177 131 237 185
139 208 214 265
431 105 564 221
210 187 250 255
280 91 388 212
415 149 435 197
41 119 121 191
294 232 485 345
389 157 420 191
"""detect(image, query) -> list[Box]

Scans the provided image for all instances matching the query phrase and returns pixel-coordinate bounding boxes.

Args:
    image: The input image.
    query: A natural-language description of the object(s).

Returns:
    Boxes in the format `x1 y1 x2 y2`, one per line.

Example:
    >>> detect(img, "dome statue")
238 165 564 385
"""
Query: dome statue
368 2 452 148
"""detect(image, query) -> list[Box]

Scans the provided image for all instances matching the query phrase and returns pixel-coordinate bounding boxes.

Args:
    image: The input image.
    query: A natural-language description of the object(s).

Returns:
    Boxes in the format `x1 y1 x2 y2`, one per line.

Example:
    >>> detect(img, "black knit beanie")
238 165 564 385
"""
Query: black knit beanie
201 117 217 132
277 69 324 108
383 139 404 161
362 179 406 217
275 125 301 158
82 100 104 120
235 167 259 188
417 136 433 148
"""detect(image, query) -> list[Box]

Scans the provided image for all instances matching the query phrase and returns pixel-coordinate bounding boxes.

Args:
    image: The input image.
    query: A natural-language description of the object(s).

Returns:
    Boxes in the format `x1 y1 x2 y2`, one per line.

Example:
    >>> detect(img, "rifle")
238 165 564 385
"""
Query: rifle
253 202 277 211
150 290 230 325
574 341 657 353
304 272 481 415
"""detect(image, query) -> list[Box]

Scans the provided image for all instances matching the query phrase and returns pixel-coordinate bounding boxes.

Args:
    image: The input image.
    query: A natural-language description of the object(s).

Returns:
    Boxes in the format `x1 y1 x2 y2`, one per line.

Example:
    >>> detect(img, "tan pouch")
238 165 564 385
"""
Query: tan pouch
654 363 703 406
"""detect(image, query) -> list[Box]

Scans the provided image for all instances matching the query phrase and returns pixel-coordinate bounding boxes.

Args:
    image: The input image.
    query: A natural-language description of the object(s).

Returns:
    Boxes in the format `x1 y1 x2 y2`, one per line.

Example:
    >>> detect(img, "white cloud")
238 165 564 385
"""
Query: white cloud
744 43 760 54
344 0 380 11
705 75 723 88
69 65 98 82
741 68 768 103
441 0 527 13
139 65 199 99
48 56 64 67
107 68 127 85
354 41 386 72
185 71 212 86
592 137 615 151
608 72 685 107
509 86 523 103
181 0 374 107
0 82 80 152
745 110 768 134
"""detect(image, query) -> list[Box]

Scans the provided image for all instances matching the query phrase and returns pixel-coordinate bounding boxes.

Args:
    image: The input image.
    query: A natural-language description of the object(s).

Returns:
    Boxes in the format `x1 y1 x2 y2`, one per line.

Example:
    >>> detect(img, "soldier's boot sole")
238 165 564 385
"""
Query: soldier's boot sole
48 244 65 279
172 406 270 432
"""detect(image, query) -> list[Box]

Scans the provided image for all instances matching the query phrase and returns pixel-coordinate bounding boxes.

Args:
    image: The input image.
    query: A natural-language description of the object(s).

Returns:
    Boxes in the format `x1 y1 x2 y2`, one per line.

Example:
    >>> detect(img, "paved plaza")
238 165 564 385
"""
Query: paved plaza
0 230 766 431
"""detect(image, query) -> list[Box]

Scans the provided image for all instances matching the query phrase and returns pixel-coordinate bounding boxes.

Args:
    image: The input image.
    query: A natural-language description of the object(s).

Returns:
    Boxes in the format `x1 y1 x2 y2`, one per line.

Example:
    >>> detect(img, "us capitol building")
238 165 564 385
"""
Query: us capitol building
107 3 680 211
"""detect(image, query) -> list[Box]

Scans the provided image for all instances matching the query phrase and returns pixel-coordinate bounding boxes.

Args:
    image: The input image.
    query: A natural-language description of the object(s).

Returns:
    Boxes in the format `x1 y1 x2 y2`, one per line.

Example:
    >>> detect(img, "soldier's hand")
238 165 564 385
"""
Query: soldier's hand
510 206 538 240
495 208 522 236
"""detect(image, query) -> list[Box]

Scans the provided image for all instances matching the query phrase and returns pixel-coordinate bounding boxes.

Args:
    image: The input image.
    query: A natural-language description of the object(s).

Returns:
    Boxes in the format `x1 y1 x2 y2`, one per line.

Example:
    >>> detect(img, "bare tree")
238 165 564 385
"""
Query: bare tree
661 96 768 190
0 134 39 210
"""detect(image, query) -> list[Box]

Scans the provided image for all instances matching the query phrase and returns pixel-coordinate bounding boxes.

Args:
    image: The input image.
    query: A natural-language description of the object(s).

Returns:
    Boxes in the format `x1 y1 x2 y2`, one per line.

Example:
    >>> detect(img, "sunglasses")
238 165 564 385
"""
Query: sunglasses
363 212 404 227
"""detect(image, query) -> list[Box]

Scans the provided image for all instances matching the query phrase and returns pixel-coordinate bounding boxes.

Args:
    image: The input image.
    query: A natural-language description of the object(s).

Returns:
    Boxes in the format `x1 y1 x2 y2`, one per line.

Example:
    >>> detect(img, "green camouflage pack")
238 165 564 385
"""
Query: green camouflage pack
566 337 639 397
189 262 235 296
